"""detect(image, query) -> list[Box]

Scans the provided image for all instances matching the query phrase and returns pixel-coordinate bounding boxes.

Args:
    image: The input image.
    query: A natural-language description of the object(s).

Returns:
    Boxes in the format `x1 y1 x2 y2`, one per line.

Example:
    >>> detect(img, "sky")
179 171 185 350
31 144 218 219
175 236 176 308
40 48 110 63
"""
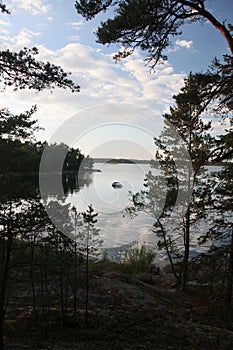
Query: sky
0 0 232 159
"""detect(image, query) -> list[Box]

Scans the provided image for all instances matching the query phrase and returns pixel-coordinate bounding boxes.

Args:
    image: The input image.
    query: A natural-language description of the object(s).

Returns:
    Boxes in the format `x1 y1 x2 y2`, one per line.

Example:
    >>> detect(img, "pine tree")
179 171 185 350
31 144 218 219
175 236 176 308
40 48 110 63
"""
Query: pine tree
80 205 102 323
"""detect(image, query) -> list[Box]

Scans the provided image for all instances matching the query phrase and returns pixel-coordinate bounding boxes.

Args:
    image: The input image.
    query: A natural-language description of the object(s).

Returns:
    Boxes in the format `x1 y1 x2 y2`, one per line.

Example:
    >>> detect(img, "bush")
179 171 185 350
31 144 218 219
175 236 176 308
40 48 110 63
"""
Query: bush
122 244 156 274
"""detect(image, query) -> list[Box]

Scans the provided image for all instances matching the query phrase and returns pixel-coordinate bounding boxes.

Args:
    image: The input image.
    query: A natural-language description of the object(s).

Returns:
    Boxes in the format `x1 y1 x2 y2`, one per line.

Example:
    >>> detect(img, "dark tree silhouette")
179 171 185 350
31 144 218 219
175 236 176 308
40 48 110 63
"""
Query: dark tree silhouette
75 0 233 67
0 3 79 92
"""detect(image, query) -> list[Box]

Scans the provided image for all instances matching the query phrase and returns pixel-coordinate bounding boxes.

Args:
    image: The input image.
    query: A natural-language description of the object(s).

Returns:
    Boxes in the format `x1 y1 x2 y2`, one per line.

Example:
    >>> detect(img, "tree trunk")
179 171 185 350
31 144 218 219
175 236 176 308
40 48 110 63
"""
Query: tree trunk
59 266 65 327
30 236 36 314
85 228 89 324
40 258 48 340
225 227 233 308
0 283 6 350
157 219 180 284
0 199 14 350
74 241 77 326
182 207 190 290
0 229 13 350
181 0 233 55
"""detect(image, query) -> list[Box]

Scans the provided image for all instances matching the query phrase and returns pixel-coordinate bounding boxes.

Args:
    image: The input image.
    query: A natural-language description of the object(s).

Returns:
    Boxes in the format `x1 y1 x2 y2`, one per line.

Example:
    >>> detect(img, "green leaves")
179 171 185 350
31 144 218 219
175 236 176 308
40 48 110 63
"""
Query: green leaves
0 106 39 141
75 0 233 67
82 204 98 225
75 0 113 20
0 1 10 14
0 48 80 92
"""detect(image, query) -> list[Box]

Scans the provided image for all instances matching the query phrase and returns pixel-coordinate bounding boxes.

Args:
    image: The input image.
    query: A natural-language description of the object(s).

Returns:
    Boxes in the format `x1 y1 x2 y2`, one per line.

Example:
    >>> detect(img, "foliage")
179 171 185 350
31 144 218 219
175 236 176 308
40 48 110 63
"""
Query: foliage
0 46 80 93
77 205 102 323
0 3 79 92
125 72 217 288
199 161 233 306
75 0 233 67
0 1 9 14
63 147 85 172
121 243 156 274
79 204 102 260
209 55 233 112
0 109 94 177
0 106 39 141
40 142 93 174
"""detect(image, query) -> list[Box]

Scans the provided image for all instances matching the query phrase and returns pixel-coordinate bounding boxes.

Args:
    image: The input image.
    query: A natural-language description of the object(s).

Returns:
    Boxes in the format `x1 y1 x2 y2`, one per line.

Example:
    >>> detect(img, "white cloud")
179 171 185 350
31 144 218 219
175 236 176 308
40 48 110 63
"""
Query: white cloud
69 35 80 42
0 20 11 40
175 39 193 49
203 117 231 136
1 41 186 142
3 28 42 48
10 0 51 15
66 21 85 31
0 19 12 27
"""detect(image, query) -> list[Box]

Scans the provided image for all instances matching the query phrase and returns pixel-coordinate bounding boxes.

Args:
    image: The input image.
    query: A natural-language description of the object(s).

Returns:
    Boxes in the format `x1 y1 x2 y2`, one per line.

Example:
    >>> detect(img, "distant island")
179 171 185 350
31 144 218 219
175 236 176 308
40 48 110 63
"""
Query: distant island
93 158 152 164
93 158 229 166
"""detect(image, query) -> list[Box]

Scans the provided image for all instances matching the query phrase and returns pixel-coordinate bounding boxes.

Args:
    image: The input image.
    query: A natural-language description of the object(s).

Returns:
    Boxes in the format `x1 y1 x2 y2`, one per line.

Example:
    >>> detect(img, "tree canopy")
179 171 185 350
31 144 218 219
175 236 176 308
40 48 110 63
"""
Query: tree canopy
0 3 79 92
0 0 9 14
75 0 233 67
0 47 80 92
0 106 39 141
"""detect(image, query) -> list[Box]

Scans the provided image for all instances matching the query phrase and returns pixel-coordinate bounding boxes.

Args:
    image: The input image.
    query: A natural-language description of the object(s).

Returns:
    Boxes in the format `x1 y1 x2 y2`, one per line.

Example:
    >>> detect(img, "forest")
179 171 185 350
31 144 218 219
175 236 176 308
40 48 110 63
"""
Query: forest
0 1 233 349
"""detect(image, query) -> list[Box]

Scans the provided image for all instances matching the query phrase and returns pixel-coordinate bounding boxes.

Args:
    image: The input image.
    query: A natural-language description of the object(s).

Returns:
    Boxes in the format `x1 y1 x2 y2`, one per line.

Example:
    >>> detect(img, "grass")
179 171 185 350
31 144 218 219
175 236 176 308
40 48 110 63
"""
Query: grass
95 244 156 275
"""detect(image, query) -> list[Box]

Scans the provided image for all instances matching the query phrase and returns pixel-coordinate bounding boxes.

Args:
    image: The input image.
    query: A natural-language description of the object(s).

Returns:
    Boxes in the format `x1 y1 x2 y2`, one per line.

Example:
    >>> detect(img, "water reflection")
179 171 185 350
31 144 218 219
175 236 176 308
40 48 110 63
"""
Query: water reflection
63 171 93 195
39 171 93 200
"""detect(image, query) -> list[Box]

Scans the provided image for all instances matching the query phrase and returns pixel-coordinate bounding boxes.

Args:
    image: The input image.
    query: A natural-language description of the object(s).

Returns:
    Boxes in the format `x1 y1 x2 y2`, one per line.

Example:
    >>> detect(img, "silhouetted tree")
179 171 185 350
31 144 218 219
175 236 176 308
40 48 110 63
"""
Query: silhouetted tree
80 205 101 323
75 0 233 67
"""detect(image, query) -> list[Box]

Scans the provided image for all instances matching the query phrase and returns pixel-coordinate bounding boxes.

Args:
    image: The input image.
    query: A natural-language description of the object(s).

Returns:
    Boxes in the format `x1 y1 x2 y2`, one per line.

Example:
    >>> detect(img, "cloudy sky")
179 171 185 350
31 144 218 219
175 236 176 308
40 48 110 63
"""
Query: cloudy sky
1 0 232 158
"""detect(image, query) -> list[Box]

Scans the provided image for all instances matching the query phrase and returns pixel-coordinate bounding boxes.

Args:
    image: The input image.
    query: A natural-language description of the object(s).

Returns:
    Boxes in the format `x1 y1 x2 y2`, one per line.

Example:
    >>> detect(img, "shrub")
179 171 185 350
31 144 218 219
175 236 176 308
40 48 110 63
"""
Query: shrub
122 244 156 274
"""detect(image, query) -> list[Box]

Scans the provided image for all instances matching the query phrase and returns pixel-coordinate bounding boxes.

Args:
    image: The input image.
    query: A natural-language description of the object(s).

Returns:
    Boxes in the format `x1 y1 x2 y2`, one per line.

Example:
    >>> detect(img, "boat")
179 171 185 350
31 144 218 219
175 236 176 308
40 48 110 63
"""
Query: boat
112 181 123 188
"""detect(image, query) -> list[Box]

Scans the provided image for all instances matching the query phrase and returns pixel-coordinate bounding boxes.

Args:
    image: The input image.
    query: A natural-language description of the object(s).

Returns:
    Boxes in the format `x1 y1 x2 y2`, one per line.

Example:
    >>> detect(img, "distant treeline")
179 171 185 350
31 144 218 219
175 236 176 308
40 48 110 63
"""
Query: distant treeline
93 158 230 166
94 158 152 164
0 140 94 175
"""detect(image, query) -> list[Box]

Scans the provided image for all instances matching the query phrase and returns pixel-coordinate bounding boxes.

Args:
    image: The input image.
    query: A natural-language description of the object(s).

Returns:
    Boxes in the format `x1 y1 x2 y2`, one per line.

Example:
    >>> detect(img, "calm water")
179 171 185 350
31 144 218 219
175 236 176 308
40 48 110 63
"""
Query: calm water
63 164 221 260
65 163 155 249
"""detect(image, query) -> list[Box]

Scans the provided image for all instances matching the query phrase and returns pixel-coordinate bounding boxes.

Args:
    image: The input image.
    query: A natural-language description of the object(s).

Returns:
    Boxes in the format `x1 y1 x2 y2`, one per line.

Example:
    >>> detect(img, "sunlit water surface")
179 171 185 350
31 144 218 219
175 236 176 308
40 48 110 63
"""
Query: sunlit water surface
63 163 220 261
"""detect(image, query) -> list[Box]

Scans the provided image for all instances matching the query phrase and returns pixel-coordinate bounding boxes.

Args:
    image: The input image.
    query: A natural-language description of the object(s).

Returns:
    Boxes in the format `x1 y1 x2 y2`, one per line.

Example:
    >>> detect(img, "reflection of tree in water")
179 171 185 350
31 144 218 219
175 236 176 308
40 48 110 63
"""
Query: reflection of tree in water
62 172 93 195
39 171 93 200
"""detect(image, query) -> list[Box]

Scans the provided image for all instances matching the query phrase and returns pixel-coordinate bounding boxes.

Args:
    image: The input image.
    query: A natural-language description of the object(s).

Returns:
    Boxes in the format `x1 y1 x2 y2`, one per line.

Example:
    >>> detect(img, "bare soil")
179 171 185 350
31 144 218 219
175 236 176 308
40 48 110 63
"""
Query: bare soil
4 269 233 350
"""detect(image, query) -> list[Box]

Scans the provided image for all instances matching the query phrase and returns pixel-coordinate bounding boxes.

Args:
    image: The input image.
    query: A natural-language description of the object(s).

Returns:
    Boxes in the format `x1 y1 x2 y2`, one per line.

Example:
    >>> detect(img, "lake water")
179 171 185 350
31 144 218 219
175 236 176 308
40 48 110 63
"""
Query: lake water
65 163 155 250
63 163 219 261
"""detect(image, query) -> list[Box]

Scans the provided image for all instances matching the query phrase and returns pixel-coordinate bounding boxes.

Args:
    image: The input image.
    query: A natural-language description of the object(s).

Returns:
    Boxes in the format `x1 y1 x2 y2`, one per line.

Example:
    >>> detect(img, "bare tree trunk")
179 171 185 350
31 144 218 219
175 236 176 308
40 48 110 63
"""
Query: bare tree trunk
0 251 9 350
0 204 14 350
59 266 65 327
73 209 78 326
181 0 233 55
85 228 89 324
225 227 233 308
64 270 69 321
40 252 48 340
182 207 190 290
0 239 12 350
30 236 36 314
157 219 180 284
74 241 77 326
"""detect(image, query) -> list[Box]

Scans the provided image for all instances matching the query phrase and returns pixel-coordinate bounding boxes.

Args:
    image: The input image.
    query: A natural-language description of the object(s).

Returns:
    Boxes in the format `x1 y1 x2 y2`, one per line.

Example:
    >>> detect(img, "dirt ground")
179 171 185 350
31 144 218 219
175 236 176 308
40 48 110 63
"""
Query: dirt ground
5 269 233 350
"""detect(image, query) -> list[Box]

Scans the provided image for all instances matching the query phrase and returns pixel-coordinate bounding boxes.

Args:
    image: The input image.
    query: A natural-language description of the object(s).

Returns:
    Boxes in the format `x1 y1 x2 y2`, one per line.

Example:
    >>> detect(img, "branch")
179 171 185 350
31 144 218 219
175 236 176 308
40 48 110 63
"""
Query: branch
179 0 233 54
0 48 80 92
0 1 10 14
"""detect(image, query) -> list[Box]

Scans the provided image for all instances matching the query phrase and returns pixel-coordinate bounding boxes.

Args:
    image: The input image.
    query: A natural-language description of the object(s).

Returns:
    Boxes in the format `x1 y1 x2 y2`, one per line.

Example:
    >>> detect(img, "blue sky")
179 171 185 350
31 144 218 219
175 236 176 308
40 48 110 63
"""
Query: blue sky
0 0 232 158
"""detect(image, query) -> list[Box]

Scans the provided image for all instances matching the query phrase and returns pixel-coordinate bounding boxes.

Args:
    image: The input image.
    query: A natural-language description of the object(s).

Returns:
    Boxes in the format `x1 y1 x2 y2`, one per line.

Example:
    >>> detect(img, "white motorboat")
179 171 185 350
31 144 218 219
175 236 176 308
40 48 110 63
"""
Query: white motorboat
112 181 123 188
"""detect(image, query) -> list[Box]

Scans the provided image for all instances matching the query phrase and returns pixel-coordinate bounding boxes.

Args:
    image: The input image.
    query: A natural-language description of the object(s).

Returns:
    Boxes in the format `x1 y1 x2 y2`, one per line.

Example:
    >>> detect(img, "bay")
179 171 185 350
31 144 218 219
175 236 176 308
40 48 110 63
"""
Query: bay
65 162 154 249
64 163 221 261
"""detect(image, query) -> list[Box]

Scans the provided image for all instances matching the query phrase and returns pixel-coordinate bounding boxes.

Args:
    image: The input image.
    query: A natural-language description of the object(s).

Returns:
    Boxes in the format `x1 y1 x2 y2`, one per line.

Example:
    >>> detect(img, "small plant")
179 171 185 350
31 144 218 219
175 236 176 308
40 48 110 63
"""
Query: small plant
122 243 156 274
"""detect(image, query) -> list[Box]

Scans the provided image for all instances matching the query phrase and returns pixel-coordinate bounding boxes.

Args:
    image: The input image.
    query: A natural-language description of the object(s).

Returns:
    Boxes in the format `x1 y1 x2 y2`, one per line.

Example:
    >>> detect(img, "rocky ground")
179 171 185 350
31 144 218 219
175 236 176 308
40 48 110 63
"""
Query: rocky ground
4 268 233 350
